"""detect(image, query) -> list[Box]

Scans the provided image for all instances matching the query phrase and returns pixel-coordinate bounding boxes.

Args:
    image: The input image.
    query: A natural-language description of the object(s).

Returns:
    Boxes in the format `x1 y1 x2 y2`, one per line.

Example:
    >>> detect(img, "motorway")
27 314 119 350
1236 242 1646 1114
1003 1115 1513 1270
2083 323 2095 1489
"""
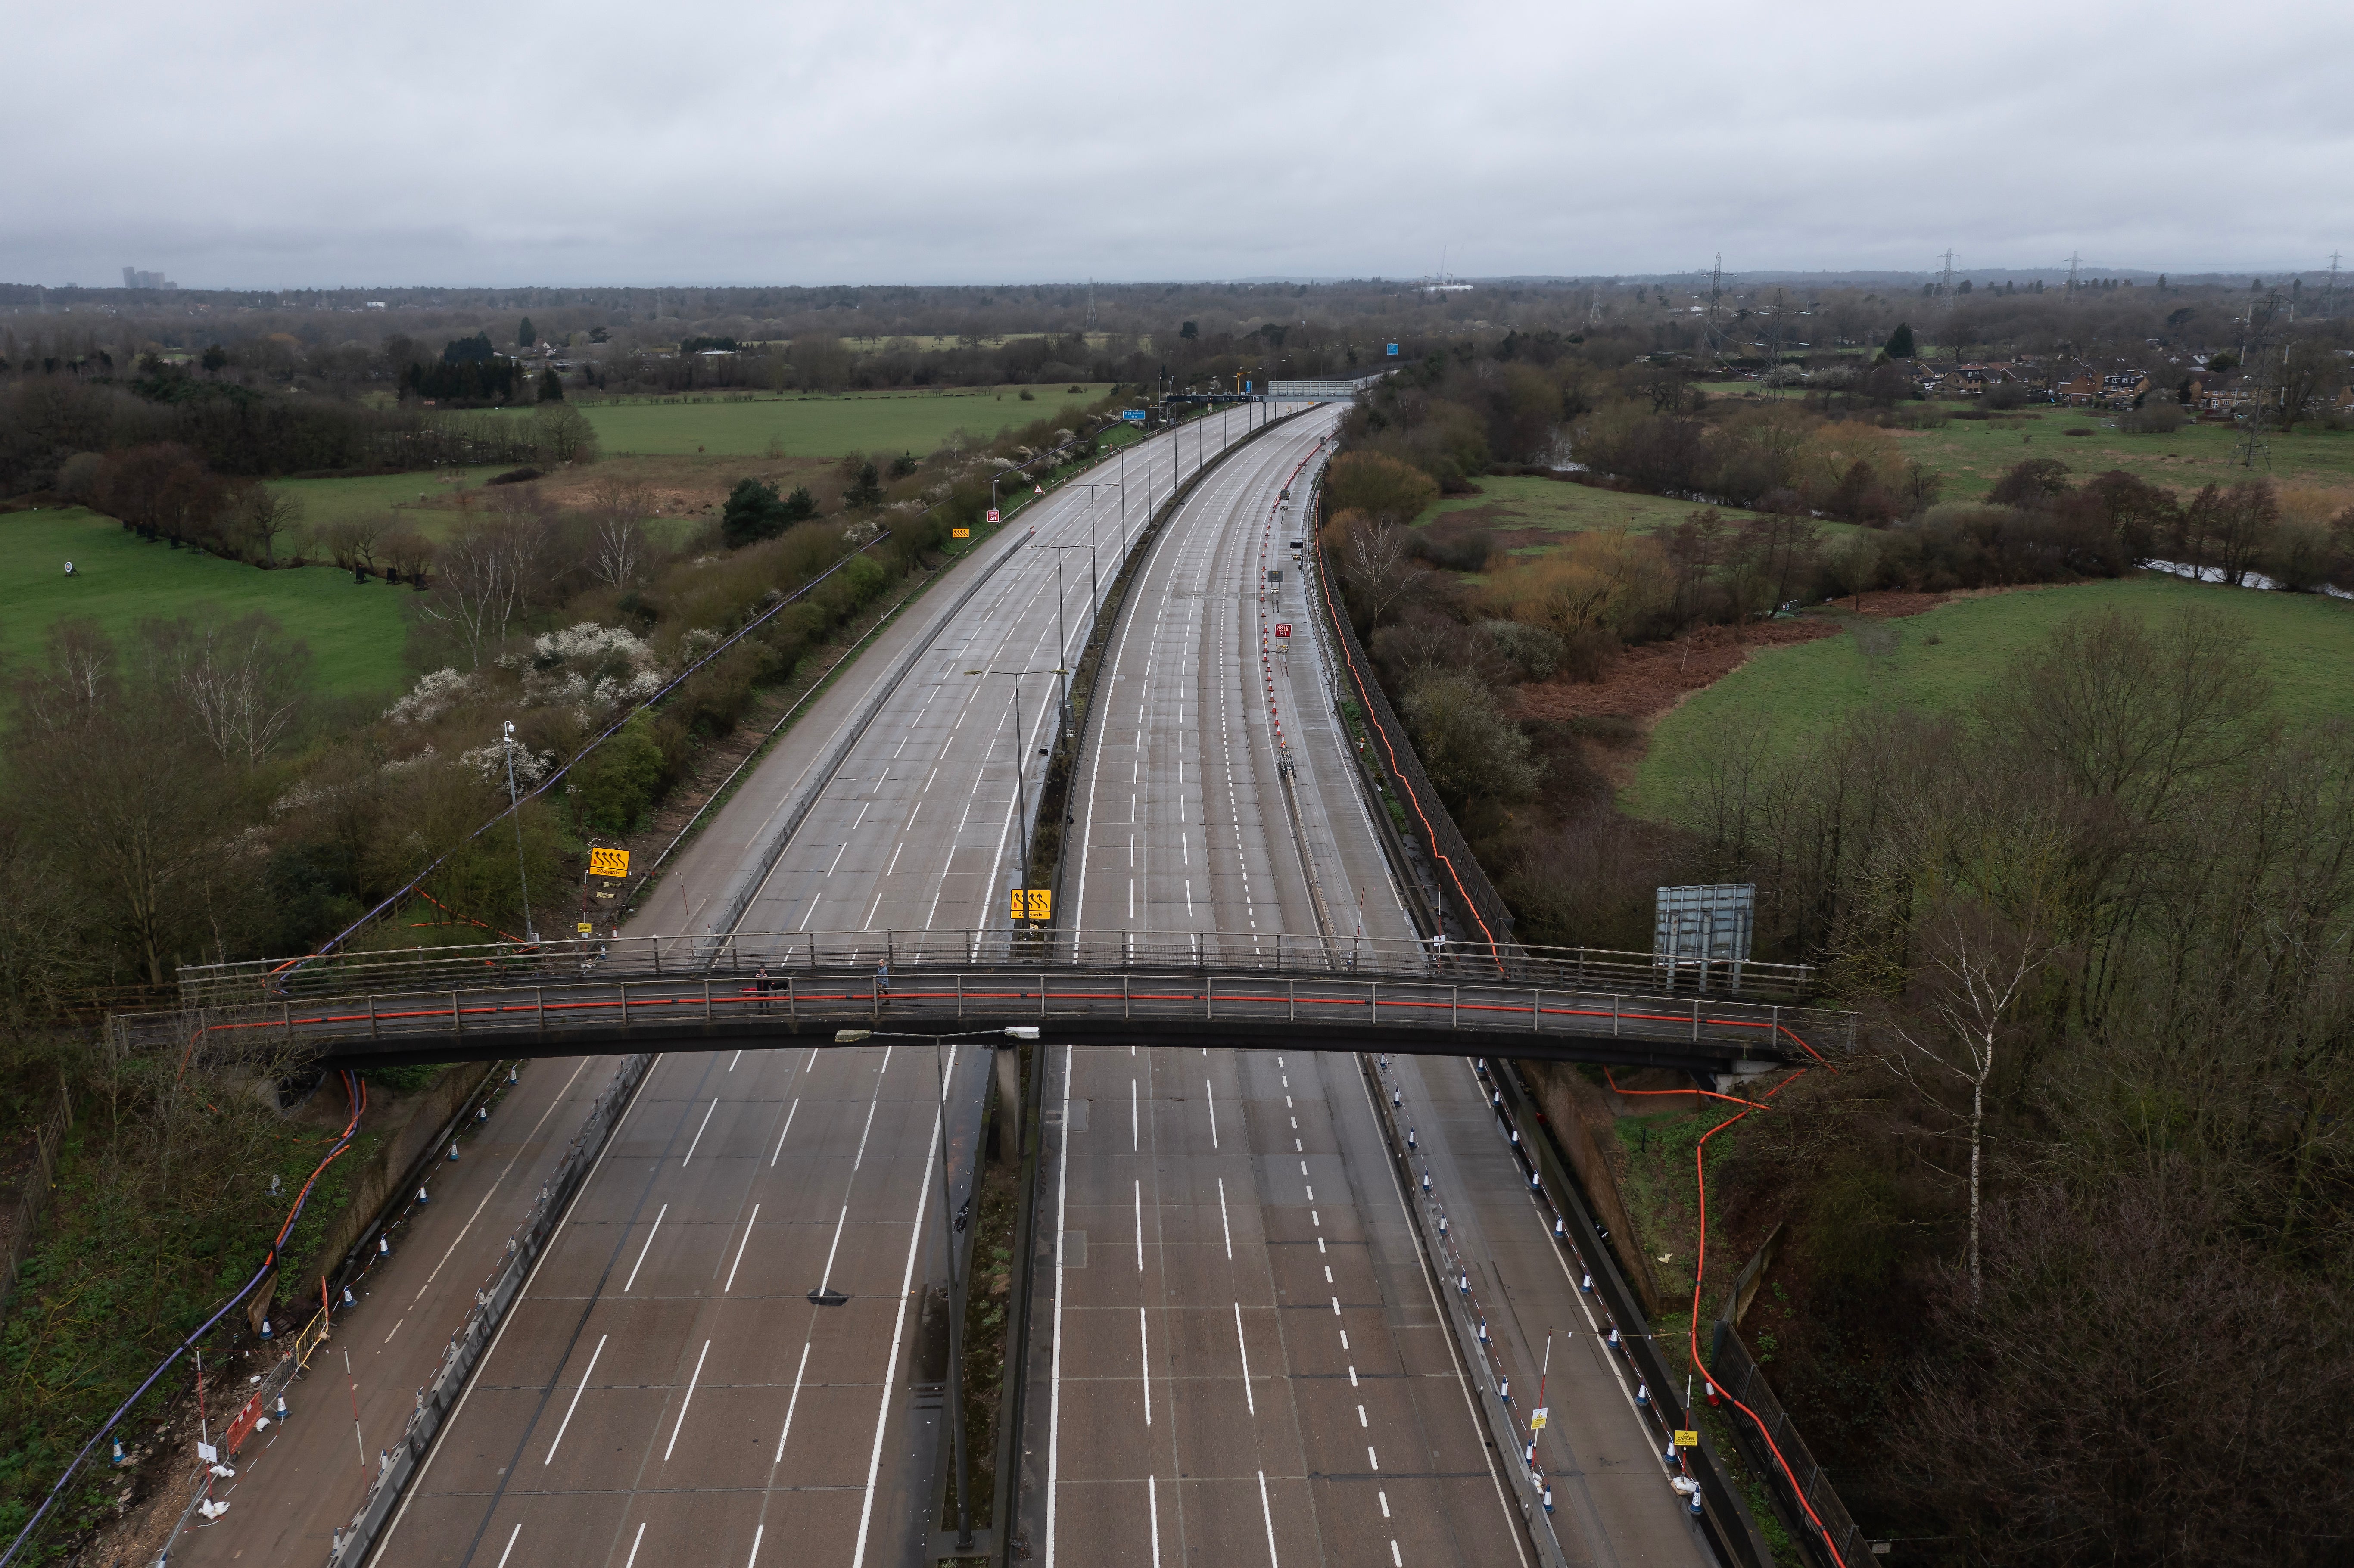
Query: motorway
362 406 1297 1568
1022 407 1717 1567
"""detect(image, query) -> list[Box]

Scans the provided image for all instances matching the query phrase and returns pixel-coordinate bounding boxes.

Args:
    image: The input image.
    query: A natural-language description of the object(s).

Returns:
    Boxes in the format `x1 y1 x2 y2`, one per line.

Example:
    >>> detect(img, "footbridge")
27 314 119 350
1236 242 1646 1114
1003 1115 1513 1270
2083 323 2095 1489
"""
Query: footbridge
121 927 1854 1076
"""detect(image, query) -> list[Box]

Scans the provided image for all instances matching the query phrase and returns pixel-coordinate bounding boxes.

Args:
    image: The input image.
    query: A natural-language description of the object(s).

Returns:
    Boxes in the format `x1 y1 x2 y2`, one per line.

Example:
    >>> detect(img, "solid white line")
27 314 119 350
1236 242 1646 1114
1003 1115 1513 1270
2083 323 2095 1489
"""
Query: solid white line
663 1338 710 1461
1131 1077 1140 1151
1140 1307 1152 1425
1217 1177 1233 1260
495 1521 522 1567
772 1341 812 1462
817 1204 849 1293
1148 1474 1162 1568
420 1057 594 1290
623 1205 668 1292
621 1521 645 1568
770 1099 800 1166
1135 1180 1144 1271
542 1334 607 1465
1257 1470 1280 1566
1046 1047 1073 1566
724 1204 760 1292
1235 1302 1255 1416
1205 1079 1217 1148
747 1525 764 1566
849 1044 949 1568
681 1097 720 1164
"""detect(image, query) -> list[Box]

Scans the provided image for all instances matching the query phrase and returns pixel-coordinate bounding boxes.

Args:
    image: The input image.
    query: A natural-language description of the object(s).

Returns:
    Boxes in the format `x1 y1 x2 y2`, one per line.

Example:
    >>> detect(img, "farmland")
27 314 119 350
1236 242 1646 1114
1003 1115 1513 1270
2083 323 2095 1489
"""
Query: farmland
0 507 411 699
1891 413 2354 503
1626 572 2354 819
552 383 1116 456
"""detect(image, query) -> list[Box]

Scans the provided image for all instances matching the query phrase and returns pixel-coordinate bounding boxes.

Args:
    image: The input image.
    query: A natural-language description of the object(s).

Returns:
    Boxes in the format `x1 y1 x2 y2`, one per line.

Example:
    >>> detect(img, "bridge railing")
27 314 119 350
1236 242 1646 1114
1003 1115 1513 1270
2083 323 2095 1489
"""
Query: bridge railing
173 927 1813 1008
119 963 1855 1064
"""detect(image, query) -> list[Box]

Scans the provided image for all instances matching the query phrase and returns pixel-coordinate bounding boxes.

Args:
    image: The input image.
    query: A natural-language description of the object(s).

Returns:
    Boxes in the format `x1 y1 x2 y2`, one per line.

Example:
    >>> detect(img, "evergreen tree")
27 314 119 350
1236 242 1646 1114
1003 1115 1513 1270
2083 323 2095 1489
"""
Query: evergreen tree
1884 322 1917 360
538 367 564 402
844 461 884 509
721 478 784 547
779 486 817 525
519 316 537 346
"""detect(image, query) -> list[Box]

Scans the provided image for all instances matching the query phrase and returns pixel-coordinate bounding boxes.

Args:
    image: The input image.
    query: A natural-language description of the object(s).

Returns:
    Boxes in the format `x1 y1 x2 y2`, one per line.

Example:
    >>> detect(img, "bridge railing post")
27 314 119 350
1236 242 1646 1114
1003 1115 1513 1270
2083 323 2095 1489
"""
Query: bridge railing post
618 981 629 1032
787 975 797 1026
1612 994 1621 1038
451 990 462 1043
1692 997 1702 1043
368 995 379 1041
703 979 711 1024
537 986 545 1036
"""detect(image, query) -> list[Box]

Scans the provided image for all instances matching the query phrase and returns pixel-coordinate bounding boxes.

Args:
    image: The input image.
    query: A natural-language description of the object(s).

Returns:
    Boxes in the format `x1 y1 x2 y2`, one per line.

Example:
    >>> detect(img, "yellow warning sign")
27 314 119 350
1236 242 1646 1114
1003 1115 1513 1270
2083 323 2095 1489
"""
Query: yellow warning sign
1529 1408 1548 1431
576 921 595 937
953 527 971 539
1010 888 1052 921
588 846 631 879
1673 1430 1700 1448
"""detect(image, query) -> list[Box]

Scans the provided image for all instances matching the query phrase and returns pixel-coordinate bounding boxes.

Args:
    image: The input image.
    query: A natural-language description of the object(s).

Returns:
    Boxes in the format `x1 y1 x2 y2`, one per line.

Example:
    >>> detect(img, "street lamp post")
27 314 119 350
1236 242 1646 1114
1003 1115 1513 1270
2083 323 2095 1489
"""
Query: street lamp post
833 1024 1040 1551
501 720 539 943
1037 543 1099 711
963 667 1067 905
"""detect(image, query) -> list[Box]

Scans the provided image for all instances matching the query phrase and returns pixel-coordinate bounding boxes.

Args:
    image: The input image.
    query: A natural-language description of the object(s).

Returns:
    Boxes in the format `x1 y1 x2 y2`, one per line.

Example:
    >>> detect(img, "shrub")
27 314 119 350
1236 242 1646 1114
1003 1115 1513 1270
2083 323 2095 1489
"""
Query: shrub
1399 669 1542 809
2118 401 2186 435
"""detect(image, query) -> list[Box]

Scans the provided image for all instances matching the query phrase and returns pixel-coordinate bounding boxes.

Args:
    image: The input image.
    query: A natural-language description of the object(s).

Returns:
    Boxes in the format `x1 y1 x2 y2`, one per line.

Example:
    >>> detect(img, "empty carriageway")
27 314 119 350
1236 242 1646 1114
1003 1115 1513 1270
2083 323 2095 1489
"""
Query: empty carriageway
367 409 1298 1568
1031 407 1532 1568
1029 405 1719 1567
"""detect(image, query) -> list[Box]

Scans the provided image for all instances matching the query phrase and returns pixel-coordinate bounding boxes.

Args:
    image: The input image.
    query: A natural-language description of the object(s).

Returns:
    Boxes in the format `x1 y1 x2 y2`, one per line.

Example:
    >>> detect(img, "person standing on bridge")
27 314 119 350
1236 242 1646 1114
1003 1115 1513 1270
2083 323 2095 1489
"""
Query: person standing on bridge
875 960 892 1008
754 967 771 1014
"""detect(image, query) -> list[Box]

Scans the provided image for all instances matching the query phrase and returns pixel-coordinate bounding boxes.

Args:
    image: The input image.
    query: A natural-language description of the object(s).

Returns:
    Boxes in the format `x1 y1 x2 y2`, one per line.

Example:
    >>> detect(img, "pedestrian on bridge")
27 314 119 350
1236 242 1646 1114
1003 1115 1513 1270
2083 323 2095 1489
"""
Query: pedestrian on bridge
754 968 771 1014
876 961 892 1008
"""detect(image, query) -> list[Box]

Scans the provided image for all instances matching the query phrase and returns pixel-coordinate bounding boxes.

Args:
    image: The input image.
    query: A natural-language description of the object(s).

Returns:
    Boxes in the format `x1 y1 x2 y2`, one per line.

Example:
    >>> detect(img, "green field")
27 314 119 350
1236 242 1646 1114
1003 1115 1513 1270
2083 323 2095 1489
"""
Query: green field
554 385 1117 457
271 467 513 539
1628 573 2354 820
1409 476 1882 569
1895 413 2354 503
0 508 410 698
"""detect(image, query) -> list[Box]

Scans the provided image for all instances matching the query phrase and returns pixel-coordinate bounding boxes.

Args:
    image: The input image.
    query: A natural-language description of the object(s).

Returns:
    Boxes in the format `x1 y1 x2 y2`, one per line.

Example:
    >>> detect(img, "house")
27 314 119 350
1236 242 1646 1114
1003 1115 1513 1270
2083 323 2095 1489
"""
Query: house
2101 371 2152 402
2057 373 2101 405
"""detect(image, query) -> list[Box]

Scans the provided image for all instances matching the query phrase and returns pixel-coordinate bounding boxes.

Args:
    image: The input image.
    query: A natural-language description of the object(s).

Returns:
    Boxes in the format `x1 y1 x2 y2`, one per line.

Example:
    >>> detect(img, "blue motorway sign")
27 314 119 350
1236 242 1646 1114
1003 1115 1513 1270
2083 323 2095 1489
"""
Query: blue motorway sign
1121 409 1146 423
1386 343 1399 355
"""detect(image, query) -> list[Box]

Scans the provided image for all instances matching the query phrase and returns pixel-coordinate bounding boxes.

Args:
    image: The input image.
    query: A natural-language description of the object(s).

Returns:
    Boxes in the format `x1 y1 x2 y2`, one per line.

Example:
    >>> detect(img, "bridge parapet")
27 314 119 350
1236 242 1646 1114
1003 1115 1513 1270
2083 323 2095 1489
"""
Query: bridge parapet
120 957 1854 1076
173 927 1816 1008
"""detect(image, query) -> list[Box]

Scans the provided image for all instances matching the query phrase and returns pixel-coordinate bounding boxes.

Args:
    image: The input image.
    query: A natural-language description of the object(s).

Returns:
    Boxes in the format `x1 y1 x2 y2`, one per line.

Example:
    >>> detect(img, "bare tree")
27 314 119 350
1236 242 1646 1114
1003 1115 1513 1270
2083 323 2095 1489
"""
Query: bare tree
1334 516 1426 627
420 513 554 668
1882 896 2058 1306
143 613 315 764
237 484 304 564
584 476 655 588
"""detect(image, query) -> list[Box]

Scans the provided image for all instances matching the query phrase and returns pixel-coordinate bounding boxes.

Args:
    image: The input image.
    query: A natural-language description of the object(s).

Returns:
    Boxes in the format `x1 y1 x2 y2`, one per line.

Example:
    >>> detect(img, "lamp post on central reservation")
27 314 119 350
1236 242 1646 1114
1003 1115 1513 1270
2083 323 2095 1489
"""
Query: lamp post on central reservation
963 667 1066 917
834 1024 1040 1551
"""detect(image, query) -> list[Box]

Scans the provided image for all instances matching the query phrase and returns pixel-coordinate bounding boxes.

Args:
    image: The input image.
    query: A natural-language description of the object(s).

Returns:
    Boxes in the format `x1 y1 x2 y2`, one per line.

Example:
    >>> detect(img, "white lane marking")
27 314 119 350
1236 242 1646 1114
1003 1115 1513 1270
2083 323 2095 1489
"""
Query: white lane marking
1257 1470 1280 1566
816 1204 849 1294
849 1042 949 1568
1148 1474 1162 1568
747 1524 765 1566
886 841 905 877
1131 1077 1140 1152
542 1334 607 1465
663 1338 711 1461
1367 1445 1379 1470
1357 1403 1368 1426
1234 1302 1256 1416
826 842 849 876
1217 1177 1233 1260
853 1094 880 1169
851 802 870 831
730 1051 742 1072
624 1204 668 1292
1350 1365 1358 1386
1205 1080 1218 1148
1390 1542 1403 1567
770 1099 800 1166
799 893 822 927
622 1521 645 1567
1139 1307 1152 1425
1046 1048 1073 1566
495 1521 522 1567
1340 1330 1350 1350
773 1340 812 1462
681 1097 720 1165
724 1204 760 1292
1332 1296 1341 1315
1135 1180 1145 1271
925 767 938 791
1379 1491 1390 1517
415 1058 594 1295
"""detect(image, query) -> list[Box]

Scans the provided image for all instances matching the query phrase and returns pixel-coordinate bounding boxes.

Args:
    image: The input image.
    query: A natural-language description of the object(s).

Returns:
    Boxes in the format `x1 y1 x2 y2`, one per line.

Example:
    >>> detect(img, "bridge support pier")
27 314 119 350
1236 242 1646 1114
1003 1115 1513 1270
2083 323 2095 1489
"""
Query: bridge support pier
993 1045 1023 1165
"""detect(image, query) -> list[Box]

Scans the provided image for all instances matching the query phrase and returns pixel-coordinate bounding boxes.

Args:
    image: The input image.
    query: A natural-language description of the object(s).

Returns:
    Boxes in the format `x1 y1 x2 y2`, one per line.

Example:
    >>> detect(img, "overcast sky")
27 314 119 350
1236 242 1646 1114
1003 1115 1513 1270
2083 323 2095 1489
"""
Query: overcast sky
8 0 2348 289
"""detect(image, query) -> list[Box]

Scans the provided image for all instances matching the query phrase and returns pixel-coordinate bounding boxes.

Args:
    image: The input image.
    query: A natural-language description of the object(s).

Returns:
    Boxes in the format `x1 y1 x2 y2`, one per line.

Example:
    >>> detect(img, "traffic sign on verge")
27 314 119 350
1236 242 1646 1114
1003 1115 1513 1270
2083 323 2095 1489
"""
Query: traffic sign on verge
1673 1429 1700 1448
986 508 1001 523
1530 1407 1548 1430
953 527 970 539
1010 888 1052 921
588 846 630 879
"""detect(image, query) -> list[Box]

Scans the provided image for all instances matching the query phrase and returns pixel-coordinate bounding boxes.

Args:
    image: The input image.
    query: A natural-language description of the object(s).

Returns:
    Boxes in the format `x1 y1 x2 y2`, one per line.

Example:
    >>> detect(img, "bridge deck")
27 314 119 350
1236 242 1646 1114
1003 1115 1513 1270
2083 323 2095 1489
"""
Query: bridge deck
116 961 1853 1074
